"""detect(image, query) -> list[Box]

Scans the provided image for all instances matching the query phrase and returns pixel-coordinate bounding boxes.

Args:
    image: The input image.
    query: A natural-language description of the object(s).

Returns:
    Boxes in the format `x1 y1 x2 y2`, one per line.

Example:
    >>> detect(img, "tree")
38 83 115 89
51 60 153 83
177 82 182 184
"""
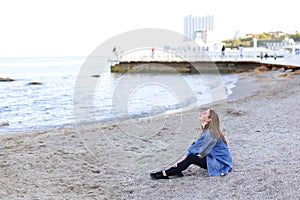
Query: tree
258 33 269 39
290 33 300 42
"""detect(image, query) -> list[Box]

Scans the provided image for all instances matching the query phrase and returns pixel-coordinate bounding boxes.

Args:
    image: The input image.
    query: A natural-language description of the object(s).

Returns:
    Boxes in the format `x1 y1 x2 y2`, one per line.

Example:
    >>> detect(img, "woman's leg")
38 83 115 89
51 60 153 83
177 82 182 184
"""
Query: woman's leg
165 154 207 176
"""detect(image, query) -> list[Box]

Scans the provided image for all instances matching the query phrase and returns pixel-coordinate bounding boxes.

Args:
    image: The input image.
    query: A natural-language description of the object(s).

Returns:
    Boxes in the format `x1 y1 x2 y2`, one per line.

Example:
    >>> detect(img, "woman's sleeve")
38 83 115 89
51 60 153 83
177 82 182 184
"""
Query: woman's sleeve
195 131 217 157
185 131 217 156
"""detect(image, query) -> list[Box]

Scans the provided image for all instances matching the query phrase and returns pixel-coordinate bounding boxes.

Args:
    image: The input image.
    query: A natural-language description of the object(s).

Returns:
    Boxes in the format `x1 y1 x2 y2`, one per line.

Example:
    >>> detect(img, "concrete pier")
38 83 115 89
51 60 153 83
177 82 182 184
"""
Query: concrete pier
110 60 300 74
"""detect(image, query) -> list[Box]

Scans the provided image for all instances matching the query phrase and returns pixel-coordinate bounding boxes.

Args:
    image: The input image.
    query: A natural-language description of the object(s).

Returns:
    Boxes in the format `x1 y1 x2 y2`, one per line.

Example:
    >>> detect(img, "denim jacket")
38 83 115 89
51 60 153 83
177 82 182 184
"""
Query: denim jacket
185 129 233 176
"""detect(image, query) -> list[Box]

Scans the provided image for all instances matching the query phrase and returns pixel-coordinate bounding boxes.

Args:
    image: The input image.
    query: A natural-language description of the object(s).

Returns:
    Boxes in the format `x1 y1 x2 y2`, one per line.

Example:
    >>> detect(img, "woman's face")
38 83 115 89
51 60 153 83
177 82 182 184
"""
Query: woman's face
199 109 211 123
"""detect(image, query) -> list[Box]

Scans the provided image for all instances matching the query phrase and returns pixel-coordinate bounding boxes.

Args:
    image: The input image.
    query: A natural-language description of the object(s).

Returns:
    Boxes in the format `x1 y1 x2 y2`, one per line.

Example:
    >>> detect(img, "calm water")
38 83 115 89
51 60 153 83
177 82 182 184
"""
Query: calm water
0 57 238 134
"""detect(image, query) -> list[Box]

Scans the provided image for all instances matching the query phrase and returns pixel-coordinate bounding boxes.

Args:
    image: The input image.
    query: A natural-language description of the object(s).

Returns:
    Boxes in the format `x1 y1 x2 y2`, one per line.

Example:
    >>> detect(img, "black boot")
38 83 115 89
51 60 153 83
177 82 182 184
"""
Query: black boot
174 172 184 177
150 171 169 180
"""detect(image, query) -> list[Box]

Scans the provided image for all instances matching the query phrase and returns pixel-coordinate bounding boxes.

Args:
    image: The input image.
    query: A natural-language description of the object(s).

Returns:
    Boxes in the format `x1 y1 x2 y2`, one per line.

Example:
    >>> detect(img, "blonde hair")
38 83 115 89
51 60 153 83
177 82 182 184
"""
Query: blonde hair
203 109 228 145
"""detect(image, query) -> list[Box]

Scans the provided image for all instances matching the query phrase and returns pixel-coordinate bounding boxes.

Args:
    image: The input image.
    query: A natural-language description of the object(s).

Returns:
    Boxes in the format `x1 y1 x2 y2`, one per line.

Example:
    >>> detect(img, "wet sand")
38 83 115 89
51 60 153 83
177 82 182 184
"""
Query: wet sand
1 69 300 199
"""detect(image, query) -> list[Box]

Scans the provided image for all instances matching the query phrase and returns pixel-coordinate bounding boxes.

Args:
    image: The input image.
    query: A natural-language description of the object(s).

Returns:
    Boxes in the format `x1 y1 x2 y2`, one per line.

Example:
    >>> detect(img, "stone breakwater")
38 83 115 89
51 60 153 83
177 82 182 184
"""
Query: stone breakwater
111 60 300 74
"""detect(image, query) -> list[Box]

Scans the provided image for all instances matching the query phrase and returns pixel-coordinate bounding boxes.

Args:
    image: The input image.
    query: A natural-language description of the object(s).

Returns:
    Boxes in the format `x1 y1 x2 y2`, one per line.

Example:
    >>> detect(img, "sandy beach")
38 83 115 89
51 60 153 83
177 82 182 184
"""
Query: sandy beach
1 68 300 199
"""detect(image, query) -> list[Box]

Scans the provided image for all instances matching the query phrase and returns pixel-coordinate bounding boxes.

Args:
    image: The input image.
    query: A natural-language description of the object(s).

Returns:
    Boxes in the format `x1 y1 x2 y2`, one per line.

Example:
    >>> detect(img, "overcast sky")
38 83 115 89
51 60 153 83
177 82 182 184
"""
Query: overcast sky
0 0 298 57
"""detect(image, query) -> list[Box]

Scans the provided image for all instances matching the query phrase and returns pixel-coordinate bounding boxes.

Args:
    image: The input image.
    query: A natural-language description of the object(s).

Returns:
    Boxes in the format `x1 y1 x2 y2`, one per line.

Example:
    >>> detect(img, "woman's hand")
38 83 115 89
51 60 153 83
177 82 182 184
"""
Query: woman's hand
172 155 187 168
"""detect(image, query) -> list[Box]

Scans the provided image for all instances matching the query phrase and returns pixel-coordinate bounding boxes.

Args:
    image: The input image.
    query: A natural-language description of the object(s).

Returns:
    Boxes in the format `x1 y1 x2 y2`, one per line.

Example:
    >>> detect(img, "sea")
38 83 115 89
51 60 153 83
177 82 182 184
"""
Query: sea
0 57 238 134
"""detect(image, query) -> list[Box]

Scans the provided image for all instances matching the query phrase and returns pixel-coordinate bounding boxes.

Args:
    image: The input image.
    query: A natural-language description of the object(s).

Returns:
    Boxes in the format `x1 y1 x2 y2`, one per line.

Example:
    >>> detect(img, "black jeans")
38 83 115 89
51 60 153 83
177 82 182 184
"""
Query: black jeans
165 154 207 176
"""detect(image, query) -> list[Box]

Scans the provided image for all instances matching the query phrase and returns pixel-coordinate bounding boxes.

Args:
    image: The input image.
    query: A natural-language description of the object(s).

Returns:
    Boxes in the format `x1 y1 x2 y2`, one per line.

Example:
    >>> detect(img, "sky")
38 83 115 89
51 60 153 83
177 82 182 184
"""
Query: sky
0 0 298 57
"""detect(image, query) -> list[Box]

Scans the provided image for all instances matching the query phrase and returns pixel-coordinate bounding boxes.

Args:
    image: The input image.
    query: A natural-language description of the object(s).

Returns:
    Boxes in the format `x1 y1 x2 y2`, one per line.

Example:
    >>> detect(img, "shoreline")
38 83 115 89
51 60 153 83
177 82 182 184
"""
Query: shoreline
0 70 257 138
1 69 300 199
0 72 239 136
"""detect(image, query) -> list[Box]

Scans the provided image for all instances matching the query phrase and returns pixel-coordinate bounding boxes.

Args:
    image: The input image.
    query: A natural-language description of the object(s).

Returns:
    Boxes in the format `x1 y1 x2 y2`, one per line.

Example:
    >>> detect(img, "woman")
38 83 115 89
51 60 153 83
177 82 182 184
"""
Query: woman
150 109 232 179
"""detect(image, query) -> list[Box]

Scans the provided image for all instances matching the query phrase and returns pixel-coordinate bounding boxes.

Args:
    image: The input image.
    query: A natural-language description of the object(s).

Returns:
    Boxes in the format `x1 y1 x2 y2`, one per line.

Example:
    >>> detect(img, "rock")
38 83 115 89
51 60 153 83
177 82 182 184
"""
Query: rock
0 77 14 82
253 66 269 73
27 82 42 85
278 73 293 79
91 75 100 78
277 67 285 72
292 69 300 75
257 66 270 72
0 122 9 127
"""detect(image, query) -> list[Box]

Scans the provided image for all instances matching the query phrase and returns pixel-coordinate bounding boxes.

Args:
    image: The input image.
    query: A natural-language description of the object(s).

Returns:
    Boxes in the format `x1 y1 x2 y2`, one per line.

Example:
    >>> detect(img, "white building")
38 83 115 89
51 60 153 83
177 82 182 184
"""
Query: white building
184 15 214 42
